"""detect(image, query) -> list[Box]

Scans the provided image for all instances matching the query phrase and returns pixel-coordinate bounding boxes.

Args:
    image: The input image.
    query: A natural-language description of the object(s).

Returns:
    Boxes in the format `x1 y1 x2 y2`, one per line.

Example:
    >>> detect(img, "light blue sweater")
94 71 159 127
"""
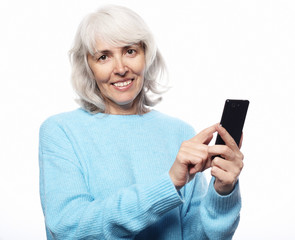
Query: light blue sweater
39 109 241 239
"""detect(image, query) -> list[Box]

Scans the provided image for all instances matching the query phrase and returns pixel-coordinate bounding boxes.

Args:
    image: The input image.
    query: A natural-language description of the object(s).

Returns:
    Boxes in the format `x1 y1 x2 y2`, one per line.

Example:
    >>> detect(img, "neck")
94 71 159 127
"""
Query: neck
108 106 138 115
103 94 149 115
104 99 139 115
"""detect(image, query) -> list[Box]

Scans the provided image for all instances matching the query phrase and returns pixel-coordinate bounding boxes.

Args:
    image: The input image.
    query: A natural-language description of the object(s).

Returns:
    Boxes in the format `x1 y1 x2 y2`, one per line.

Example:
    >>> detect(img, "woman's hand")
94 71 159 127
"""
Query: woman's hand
208 124 244 195
169 124 217 191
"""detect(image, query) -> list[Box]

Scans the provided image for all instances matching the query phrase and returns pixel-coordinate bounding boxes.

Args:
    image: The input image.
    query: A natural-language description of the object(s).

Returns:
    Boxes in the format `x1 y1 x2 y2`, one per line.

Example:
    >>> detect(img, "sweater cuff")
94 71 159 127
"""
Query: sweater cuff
205 177 241 215
144 172 184 216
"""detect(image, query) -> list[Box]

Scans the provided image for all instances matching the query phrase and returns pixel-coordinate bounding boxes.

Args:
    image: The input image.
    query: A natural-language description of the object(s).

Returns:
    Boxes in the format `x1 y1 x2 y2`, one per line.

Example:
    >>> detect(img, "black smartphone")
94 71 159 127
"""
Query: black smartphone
215 99 249 146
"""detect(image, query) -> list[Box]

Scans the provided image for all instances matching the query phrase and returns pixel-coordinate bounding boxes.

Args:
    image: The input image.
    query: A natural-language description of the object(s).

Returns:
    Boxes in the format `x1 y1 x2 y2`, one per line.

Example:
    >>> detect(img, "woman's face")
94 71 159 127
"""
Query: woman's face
87 39 145 115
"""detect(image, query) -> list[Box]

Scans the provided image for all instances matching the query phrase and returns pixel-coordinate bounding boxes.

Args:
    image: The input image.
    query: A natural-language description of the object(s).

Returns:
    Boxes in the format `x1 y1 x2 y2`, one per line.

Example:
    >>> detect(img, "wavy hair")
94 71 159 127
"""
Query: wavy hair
69 5 168 114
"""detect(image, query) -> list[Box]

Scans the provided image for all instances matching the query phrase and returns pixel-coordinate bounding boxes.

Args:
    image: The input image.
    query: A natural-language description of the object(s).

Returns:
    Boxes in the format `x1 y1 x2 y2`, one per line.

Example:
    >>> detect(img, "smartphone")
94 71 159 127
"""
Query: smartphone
215 99 249 146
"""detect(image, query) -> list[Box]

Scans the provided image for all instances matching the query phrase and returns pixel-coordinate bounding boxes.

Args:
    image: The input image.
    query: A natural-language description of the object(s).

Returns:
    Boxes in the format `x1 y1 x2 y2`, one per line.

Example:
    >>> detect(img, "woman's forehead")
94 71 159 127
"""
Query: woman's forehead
93 39 142 52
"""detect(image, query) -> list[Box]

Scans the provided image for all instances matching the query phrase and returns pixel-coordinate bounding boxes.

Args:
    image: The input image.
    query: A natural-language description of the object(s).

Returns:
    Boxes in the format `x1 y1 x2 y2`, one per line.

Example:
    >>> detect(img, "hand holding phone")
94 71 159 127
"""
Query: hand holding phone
209 99 249 195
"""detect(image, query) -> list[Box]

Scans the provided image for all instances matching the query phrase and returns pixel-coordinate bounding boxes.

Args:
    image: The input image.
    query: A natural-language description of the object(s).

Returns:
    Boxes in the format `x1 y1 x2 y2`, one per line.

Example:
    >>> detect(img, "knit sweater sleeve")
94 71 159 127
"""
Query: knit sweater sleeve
39 117 183 240
181 173 241 240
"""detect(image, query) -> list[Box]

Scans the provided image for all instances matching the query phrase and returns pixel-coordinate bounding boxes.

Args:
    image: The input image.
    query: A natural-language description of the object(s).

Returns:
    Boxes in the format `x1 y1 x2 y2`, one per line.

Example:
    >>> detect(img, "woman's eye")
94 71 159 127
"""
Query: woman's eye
98 55 107 61
126 49 136 55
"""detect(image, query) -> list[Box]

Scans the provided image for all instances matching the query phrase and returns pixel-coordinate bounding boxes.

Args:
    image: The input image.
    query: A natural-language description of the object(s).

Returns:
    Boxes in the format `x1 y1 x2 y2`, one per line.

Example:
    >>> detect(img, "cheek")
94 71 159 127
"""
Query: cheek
133 58 146 76
93 66 112 84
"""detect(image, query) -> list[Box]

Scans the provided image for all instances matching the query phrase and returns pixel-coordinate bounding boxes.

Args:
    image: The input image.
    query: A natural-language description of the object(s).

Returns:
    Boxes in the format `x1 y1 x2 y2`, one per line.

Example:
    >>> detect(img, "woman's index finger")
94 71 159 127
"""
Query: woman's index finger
216 124 240 151
191 124 218 144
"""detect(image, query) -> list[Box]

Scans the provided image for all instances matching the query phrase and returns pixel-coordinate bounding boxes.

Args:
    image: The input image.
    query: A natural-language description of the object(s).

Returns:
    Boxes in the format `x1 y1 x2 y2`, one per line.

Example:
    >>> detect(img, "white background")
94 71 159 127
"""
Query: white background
1 0 294 239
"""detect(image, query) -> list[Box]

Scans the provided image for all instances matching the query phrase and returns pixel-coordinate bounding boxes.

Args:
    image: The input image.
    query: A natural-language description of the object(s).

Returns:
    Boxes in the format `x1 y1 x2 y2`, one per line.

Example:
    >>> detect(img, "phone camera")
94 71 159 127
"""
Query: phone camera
232 103 236 108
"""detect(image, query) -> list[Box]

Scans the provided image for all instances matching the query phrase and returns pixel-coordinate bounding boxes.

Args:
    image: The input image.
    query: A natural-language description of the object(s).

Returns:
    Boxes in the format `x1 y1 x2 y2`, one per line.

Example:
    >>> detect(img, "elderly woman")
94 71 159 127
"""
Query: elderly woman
39 5 243 240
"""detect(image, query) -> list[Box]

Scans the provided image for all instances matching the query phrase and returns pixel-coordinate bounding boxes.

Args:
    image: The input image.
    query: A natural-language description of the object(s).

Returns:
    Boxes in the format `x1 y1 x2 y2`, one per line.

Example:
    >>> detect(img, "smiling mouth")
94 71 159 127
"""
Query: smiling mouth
112 79 134 87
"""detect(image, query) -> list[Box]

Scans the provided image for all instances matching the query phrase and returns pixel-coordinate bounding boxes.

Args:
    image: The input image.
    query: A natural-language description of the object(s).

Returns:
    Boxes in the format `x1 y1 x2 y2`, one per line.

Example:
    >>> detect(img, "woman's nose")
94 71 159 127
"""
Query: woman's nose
113 57 128 76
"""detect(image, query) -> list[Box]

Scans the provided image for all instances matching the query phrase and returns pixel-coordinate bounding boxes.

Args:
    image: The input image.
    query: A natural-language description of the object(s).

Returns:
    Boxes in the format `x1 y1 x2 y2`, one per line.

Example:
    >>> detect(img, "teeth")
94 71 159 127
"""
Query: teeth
114 80 132 87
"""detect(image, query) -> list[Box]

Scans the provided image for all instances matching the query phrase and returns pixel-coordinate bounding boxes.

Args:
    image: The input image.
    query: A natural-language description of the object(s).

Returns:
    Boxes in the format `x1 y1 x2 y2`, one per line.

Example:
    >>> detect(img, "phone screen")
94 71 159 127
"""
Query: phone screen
215 99 249 146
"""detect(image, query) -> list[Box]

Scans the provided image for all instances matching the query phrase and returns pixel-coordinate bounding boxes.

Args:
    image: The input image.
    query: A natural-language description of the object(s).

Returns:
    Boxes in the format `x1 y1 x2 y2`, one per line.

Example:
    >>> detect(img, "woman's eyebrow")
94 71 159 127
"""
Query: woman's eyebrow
122 44 142 51
95 44 141 54
125 43 141 48
95 49 112 55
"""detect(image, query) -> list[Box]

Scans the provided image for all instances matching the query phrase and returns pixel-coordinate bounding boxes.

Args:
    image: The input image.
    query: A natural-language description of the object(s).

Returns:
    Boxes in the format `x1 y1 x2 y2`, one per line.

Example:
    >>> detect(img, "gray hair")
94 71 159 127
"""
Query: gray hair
69 5 168 114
